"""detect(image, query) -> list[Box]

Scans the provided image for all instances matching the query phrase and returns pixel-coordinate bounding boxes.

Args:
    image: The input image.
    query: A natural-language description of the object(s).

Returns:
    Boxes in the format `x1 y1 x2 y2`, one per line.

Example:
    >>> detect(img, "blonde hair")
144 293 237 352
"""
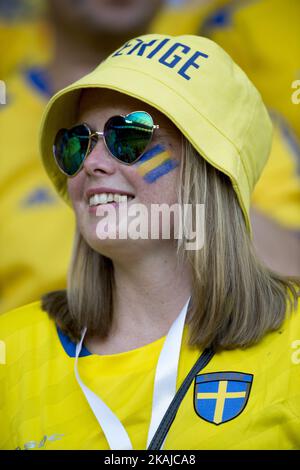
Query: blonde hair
43 139 299 351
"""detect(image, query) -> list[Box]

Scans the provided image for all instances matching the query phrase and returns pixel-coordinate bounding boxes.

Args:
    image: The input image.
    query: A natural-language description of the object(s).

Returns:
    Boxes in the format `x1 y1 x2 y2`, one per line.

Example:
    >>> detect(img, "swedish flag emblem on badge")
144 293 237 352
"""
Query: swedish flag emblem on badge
194 372 253 425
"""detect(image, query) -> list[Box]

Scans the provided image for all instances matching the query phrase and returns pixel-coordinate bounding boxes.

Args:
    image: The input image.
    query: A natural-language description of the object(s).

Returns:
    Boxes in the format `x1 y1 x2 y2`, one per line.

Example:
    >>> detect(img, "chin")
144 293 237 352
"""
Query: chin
86 237 136 260
85 9 152 35
86 231 159 261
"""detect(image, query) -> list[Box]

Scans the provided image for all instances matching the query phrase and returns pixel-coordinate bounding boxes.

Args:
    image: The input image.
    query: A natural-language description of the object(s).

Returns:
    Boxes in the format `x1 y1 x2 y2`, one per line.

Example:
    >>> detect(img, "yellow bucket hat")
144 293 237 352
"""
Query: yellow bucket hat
39 34 272 231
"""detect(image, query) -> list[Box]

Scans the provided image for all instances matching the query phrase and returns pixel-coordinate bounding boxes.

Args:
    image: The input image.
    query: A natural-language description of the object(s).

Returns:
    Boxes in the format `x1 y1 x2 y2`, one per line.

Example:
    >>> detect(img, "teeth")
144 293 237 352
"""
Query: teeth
89 193 133 206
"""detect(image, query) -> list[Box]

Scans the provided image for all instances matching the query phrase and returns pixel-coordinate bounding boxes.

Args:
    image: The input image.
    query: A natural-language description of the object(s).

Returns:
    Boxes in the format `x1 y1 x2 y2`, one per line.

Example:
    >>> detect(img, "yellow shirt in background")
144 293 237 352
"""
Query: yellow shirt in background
252 114 300 229
0 68 74 314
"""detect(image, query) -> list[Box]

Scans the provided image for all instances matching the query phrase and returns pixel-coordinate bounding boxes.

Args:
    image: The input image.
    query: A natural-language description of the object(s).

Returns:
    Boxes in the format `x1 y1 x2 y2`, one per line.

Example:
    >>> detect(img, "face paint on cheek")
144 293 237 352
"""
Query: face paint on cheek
136 144 179 183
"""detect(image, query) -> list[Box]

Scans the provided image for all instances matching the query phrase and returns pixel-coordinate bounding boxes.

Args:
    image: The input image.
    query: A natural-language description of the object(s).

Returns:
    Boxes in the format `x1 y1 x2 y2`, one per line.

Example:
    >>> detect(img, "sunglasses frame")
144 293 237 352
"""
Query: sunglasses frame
53 111 160 177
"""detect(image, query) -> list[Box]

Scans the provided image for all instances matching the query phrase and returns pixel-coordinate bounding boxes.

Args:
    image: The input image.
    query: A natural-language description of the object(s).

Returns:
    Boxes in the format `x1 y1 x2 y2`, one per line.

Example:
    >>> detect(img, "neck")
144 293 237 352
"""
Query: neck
112 245 192 340
85 244 192 354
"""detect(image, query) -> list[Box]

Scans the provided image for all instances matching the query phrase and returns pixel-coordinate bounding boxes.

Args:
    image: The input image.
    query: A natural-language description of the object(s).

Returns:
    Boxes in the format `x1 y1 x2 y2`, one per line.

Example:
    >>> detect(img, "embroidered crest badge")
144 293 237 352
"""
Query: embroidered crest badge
194 371 253 425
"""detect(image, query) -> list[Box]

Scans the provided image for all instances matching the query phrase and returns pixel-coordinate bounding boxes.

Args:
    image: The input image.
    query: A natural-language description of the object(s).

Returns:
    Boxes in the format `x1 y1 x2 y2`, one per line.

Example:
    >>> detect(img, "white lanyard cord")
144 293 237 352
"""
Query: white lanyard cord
146 297 190 448
74 329 132 449
74 296 191 450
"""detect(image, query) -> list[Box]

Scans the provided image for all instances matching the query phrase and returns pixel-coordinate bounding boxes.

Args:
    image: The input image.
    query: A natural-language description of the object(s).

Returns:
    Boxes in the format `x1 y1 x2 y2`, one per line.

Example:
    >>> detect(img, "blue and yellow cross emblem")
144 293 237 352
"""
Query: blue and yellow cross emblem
194 372 253 425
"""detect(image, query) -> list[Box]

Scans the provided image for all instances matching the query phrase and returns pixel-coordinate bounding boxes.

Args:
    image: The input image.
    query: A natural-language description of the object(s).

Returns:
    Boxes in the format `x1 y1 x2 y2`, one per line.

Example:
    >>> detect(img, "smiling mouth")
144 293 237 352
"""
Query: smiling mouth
88 193 135 207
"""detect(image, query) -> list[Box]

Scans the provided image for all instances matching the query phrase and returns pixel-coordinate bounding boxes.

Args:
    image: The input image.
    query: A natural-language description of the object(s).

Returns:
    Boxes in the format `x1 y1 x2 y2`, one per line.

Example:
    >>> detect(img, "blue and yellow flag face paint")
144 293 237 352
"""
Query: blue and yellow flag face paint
136 144 179 183
194 372 253 425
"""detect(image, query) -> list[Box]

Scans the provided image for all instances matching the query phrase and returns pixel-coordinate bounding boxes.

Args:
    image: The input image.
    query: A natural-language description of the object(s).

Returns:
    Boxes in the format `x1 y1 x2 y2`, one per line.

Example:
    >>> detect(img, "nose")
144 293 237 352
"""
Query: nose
83 137 117 176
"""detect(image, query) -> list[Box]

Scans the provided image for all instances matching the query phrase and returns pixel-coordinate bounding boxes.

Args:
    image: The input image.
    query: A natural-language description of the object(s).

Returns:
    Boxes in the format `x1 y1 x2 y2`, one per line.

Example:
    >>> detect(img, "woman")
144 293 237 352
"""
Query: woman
0 34 299 450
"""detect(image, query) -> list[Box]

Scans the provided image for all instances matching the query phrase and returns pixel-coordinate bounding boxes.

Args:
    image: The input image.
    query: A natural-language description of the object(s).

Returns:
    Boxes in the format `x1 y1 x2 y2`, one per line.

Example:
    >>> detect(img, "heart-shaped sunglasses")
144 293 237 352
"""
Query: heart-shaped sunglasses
53 111 159 176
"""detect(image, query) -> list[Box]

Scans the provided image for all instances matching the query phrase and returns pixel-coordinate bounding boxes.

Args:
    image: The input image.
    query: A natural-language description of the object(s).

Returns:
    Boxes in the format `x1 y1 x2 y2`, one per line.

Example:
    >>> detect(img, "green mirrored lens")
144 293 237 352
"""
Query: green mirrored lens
54 124 90 176
104 111 154 164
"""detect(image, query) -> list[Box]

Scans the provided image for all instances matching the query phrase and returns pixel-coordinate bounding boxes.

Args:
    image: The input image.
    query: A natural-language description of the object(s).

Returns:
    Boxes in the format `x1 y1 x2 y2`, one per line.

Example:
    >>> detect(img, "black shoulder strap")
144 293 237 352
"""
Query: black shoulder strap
147 347 215 450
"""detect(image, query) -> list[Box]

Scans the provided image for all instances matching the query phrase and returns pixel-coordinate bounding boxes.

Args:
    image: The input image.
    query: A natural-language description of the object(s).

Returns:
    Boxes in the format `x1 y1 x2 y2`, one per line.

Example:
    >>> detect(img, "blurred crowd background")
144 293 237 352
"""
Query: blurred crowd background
0 0 299 314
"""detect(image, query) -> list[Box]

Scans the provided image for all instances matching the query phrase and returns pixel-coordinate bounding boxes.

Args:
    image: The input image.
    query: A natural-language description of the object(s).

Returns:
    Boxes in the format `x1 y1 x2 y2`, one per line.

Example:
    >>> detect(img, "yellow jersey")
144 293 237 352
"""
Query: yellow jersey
0 0 50 78
0 299 299 450
0 68 75 314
